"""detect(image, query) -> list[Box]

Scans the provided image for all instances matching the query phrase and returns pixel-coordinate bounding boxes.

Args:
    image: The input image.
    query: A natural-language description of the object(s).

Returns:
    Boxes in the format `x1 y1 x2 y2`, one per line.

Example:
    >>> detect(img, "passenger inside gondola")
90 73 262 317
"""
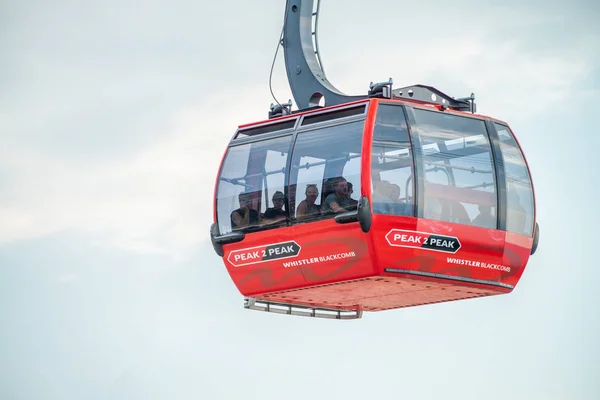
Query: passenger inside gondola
262 191 287 223
372 180 412 216
446 201 471 225
230 192 260 229
346 182 358 210
296 184 321 221
473 204 496 229
323 176 353 214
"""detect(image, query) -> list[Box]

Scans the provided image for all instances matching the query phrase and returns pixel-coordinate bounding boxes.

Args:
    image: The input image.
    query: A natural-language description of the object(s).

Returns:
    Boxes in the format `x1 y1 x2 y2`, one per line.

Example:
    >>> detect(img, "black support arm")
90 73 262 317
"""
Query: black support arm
283 0 366 109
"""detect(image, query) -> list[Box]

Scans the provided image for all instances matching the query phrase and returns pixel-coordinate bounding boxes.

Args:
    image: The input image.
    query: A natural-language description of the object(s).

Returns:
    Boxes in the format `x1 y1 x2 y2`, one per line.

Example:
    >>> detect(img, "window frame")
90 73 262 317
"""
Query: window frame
370 102 417 217
216 133 294 234
216 102 369 235
405 105 502 229
490 121 536 237
288 117 367 224
217 100 535 236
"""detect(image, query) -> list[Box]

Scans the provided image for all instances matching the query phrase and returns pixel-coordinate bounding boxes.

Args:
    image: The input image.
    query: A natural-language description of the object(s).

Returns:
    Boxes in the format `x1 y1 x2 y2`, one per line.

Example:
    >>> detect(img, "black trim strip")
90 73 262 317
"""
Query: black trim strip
236 118 298 138
485 119 507 231
403 106 423 218
384 268 514 289
300 104 367 126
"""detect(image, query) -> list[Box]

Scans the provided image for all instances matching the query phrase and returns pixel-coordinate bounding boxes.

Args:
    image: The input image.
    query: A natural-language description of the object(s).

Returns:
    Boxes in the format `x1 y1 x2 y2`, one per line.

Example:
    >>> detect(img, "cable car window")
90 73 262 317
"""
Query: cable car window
495 123 535 236
412 109 497 228
290 120 364 223
216 135 291 234
259 147 291 227
371 104 414 216
293 155 326 222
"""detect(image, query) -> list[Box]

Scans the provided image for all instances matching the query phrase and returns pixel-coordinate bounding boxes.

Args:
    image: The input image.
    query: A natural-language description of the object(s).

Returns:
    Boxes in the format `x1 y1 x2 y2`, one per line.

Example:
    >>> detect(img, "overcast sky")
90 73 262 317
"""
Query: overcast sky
1 0 599 399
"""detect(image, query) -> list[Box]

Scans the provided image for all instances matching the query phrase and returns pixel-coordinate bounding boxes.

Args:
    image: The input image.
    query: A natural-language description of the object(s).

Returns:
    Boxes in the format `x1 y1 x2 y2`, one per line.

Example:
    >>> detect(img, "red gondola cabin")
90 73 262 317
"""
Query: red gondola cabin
210 97 539 317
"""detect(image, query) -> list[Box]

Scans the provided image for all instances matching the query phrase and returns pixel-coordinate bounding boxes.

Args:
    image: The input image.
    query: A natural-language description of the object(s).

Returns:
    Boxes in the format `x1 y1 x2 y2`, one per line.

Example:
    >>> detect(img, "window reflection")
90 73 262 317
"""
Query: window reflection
413 109 498 228
495 123 535 236
371 104 414 217
217 119 365 233
216 136 291 234
290 121 364 222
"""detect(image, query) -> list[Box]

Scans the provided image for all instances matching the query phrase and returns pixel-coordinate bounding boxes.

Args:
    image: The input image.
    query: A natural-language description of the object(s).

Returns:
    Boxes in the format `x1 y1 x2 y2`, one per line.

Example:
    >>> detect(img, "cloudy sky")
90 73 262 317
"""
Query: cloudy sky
1 0 598 399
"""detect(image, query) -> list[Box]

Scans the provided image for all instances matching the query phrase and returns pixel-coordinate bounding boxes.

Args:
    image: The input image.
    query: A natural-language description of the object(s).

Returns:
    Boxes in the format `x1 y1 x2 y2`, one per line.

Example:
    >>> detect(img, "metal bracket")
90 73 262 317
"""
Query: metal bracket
244 297 363 319
269 99 293 118
393 84 476 113
368 78 394 99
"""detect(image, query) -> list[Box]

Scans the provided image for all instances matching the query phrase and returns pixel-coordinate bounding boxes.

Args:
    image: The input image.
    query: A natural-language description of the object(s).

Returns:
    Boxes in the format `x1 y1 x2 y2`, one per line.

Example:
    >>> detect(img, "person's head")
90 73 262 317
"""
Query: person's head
334 177 348 196
374 180 391 197
238 192 252 207
272 191 285 209
389 183 400 200
305 184 318 203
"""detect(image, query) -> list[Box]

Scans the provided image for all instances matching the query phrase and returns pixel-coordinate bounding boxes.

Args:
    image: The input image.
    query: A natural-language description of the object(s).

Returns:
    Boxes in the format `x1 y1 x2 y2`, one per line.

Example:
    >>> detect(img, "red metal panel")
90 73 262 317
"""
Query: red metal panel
373 215 533 290
222 219 375 297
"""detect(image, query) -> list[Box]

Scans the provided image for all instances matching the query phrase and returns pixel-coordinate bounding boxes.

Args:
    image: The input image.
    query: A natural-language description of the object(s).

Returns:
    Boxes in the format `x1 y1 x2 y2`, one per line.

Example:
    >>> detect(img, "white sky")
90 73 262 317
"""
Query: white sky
1 0 599 399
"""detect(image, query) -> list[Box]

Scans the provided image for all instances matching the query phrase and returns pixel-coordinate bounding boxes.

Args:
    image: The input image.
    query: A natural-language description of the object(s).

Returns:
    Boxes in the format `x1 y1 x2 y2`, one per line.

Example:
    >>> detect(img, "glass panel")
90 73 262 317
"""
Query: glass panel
413 109 498 228
371 104 414 216
301 105 366 126
216 135 291 234
495 123 535 236
290 120 364 223
235 119 296 139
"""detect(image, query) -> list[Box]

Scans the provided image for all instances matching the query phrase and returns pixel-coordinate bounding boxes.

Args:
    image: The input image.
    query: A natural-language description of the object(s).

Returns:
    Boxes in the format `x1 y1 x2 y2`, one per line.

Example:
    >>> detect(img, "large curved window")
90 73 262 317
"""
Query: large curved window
371 104 414 217
412 109 498 229
216 135 291 234
495 123 535 236
289 120 364 223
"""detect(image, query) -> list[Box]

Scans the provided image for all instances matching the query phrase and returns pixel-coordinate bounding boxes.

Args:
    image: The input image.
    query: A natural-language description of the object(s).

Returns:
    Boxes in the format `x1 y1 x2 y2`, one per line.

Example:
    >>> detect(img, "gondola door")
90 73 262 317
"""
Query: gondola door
367 103 421 275
285 115 376 292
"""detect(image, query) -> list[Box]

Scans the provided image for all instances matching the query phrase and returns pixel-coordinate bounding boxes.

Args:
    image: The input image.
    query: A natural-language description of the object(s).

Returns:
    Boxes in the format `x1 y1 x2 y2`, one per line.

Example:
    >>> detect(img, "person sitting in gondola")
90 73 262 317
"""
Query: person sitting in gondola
296 184 321 221
324 177 352 214
372 180 412 216
230 191 260 229
262 191 287 223
473 204 496 229
371 180 390 213
346 182 358 211
387 182 412 216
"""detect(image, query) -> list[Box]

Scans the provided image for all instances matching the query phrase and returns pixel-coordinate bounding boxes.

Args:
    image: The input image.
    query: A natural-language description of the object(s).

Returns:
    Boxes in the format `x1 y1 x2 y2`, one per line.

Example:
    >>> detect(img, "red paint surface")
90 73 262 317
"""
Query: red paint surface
221 215 532 311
